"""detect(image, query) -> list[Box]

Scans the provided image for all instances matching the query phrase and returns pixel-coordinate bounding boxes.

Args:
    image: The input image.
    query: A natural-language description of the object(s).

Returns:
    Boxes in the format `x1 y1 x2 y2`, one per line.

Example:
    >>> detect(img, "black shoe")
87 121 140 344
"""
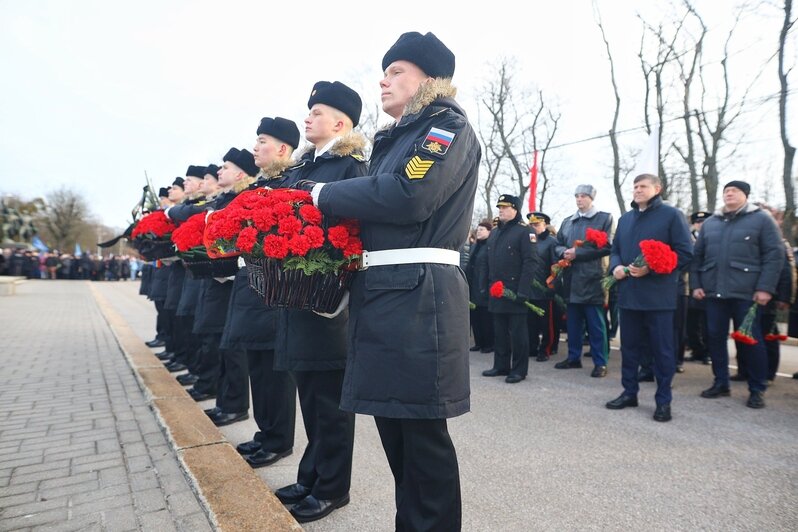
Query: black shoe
275 483 312 505
204 406 220 416
236 440 262 455
605 394 638 410
675 365 685 374
246 448 292 468
746 391 765 409
730 374 747 382
505 374 525 384
482 368 509 377
653 404 672 422
480 346 494 353
209 410 249 427
165 362 187 373
702 358 711 365
591 366 607 378
189 388 217 402
290 493 350 524
700 384 730 398
176 373 198 386
155 351 174 360
146 338 166 348
535 354 550 362
469 345 482 352
554 359 582 369
637 371 655 382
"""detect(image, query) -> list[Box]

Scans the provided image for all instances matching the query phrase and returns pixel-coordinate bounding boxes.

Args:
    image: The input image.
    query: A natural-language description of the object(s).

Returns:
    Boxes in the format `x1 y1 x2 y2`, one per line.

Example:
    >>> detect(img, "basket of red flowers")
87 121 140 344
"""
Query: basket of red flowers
130 211 177 261
205 188 362 313
171 212 239 279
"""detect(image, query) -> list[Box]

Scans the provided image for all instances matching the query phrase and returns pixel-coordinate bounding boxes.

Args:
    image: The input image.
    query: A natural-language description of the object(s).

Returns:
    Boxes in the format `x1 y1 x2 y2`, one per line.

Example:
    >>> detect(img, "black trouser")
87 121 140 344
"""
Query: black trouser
374 417 461 532
492 313 529 377
173 315 200 370
216 348 249 413
469 305 493 350
247 349 296 453
163 309 178 354
686 307 708 359
194 333 222 394
528 299 555 357
154 300 170 341
294 370 354 500
674 295 688 365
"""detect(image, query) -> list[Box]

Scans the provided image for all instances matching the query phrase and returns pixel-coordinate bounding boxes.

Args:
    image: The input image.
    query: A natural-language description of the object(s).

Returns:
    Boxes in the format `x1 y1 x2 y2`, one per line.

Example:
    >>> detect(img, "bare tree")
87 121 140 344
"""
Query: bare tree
778 0 796 244
37 187 90 252
594 1 625 213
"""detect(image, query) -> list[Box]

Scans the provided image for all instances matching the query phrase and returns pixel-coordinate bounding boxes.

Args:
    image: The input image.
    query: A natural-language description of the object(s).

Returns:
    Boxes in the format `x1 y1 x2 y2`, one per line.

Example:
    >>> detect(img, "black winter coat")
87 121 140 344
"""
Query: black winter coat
139 263 153 295
486 216 537 314
530 229 558 300
273 132 367 372
466 239 490 307
555 209 613 305
176 275 201 317
609 196 693 311
164 262 185 311
690 203 784 300
317 80 480 419
147 263 171 302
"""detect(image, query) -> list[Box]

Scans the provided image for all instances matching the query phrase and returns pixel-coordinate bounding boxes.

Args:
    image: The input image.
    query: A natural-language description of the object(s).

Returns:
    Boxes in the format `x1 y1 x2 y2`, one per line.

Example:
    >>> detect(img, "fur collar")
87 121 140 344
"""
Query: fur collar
404 78 457 117
295 130 368 160
256 158 295 180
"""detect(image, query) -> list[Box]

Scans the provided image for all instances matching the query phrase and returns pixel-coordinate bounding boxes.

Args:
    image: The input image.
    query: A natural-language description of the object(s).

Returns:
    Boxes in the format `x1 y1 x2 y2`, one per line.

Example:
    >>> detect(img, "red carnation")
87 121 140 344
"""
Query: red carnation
299 204 323 225
729 303 759 345
171 213 206 251
490 281 505 299
327 225 350 249
278 216 303 237
236 226 259 253
252 209 277 232
288 234 312 257
272 203 294 218
262 234 289 259
585 228 609 249
132 211 176 239
639 240 678 274
343 236 363 258
303 225 325 248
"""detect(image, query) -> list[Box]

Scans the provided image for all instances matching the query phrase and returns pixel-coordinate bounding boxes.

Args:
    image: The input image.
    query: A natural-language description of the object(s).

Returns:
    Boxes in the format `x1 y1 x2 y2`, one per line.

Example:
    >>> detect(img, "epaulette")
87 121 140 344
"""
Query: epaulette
351 153 365 162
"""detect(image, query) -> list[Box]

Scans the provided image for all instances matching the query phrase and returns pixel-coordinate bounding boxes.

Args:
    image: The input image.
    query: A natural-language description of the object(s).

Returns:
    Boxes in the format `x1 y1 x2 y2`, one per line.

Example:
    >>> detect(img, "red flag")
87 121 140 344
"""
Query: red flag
528 150 538 212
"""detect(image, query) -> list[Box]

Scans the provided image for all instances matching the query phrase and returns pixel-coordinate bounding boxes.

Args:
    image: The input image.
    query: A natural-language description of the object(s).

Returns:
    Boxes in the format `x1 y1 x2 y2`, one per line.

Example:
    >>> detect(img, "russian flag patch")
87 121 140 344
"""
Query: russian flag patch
422 127 456 156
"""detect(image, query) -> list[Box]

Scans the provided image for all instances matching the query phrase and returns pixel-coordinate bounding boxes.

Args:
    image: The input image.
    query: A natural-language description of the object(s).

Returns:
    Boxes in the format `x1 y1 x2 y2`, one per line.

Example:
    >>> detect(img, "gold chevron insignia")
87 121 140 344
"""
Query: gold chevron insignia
405 156 435 180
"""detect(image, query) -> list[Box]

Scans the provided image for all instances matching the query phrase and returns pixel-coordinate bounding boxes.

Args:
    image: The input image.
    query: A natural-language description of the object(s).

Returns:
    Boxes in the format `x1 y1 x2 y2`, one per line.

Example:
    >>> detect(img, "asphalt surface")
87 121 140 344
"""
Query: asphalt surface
96 280 798 531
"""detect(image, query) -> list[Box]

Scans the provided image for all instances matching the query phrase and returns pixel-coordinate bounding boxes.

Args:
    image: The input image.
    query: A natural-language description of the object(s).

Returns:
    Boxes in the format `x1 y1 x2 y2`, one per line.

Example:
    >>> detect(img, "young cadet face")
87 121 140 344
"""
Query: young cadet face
217 161 244 188
253 134 279 169
201 174 219 196
184 177 202 195
168 186 184 202
380 60 430 121
304 104 342 146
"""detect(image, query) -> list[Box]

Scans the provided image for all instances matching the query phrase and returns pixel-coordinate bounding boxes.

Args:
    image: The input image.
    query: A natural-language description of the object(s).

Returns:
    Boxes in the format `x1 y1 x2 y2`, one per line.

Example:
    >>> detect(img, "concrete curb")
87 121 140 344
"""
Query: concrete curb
89 284 302 531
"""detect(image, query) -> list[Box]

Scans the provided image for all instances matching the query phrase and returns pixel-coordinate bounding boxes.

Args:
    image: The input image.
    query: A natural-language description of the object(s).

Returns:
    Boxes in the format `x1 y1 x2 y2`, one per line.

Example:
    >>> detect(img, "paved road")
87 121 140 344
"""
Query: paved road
96 279 798 532
0 281 212 532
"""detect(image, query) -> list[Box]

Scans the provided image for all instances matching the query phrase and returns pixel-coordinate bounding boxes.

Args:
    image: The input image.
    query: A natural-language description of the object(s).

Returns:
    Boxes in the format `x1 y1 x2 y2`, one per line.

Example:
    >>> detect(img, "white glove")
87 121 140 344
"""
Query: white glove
311 183 325 206
313 290 349 319
213 275 235 283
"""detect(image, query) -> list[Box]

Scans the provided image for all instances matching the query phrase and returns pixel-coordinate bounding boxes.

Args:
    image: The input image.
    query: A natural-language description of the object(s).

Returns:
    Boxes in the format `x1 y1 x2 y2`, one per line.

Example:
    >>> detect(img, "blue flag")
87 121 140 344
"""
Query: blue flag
32 235 49 252
74 243 82 256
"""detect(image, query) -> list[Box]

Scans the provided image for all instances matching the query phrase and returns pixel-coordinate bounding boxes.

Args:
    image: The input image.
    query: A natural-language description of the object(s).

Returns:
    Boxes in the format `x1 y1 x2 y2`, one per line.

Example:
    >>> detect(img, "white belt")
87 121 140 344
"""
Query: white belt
360 248 460 270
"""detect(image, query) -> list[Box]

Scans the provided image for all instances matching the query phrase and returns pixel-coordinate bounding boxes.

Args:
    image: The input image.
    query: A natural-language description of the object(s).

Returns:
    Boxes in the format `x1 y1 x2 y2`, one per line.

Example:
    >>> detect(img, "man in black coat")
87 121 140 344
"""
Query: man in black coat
685 211 712 364
553 185 614 377
691 180 784 409
272 82 367 524
527 211 559 361
297 32 479 531
482 194 536 383
222 117 300 469
605 174 693 421
465 219 494 353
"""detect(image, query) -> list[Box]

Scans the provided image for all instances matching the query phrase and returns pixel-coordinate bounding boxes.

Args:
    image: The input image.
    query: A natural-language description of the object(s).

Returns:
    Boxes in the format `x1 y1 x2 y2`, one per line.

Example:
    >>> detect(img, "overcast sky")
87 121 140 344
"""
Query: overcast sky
1 0 794 232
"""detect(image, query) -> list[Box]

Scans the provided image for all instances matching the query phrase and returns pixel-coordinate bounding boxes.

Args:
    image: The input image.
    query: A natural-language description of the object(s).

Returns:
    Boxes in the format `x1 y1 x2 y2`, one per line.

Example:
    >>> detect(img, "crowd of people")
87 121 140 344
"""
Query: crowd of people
0 249 143 281
465 178 797 422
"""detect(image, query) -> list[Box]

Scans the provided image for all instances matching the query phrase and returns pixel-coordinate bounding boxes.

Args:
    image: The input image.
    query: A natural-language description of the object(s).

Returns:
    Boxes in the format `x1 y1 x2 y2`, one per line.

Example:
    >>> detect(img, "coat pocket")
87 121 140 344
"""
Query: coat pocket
729 260 761 273
365 264 424 291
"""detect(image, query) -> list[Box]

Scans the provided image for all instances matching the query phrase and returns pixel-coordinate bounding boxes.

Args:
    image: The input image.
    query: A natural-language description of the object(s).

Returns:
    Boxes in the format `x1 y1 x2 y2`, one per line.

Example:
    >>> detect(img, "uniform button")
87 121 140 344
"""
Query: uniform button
744 268 749 272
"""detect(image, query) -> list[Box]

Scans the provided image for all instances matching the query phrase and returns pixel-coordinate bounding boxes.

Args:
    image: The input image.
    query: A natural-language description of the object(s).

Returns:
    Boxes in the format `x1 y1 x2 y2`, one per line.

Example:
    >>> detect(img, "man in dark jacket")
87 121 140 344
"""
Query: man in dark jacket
605 174 693 421
553 185 614 377
222 117 300 470
691 180 784 409
466 219 493 353
685 211 712 364
527 211 559 361
298 32 479 531
272 82 367 524
482 194 536 383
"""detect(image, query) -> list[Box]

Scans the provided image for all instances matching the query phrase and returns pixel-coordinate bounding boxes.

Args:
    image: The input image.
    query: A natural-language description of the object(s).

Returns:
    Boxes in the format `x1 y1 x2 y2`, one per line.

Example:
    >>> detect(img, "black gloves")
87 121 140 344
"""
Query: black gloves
292 180 318 192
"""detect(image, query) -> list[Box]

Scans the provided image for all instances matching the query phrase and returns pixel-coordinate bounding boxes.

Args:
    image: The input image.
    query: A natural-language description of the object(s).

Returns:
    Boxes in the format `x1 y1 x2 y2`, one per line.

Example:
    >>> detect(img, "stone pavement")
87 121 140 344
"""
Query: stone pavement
97 280 798 532
0 281 213 531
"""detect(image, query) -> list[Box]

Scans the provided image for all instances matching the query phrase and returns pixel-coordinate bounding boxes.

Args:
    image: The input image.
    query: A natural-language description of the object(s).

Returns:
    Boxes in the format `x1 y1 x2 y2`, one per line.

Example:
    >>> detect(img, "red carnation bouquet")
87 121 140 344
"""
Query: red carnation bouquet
546 228 609 289
602 239 678 290
764 320 788 342
130 211 177 260
131 211 176 240
204 188 362 273
490 281 545 316
731 303 760 345
171 213 207 255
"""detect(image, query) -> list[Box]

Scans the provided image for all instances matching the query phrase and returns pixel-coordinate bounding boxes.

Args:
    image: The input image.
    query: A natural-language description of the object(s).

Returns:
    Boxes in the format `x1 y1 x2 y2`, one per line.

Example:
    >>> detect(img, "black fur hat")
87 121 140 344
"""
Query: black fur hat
382 31 455 78
307 81 362 127
223 148 258 178
257 117 300 149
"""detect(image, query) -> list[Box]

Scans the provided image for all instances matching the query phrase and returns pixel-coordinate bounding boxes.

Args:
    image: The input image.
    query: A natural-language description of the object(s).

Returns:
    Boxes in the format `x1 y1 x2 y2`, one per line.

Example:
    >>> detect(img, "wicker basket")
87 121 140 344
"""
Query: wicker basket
183 256 240 279
244 256 354 313
135 239 176 261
